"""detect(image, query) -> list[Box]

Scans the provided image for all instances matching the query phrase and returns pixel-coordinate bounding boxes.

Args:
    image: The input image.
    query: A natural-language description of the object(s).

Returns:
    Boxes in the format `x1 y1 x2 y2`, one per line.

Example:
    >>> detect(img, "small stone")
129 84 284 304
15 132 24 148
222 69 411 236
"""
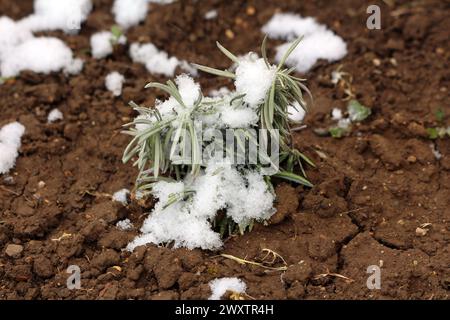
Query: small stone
5 244 23 257
246 6 256 16
372 58 381 66
225 29 235 39
436 47 444 55
415 227 428 236
37 181 46 189
407 155 417 163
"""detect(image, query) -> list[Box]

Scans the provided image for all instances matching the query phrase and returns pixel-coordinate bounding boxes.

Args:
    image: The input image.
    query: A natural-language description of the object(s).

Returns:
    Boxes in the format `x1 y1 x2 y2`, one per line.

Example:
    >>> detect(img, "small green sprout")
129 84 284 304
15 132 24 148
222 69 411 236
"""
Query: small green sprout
110 25 124 45
427 127 448 139
329 127 348 139
435 108 445 123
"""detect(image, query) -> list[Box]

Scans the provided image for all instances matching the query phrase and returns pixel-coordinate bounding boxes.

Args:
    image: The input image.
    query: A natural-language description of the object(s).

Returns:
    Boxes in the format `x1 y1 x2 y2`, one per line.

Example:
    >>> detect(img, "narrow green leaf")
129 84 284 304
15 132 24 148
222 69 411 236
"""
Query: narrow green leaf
273 171 313 187
261 35 270 68
277 36 303 70
192 64 236 79
216 41 239 63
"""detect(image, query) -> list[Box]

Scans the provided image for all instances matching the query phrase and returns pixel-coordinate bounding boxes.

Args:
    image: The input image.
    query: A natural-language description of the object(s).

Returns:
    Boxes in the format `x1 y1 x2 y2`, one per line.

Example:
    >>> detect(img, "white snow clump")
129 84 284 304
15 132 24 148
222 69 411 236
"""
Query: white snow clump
262 13 347 73
0 122 25 174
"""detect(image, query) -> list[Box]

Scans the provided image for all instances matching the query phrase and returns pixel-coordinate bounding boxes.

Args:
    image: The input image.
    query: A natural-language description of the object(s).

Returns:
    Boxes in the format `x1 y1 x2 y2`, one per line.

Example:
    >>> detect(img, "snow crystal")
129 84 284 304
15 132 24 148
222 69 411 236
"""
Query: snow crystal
20 0 93 33
235 55 276 107
47 108 63 123
263 13 347 73
288 101 306 122
331 108 343 120
209 277 247 300
0 122 25 174
112 188 130 205
204 9 218 20
129 42 180 77
1 37 78 78
116 218 133 230
90 31 126 59
105 71 125 96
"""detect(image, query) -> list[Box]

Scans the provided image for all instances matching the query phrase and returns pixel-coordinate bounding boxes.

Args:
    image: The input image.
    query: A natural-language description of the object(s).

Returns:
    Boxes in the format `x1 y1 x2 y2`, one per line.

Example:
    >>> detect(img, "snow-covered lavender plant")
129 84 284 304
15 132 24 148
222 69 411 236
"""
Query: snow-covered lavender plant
122 38 314 246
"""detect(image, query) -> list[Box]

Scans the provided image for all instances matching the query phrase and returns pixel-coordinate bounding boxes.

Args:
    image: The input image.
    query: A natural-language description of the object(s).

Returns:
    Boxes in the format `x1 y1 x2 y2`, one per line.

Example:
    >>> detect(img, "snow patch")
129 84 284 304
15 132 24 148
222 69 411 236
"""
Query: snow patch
64 58 84 75
112 188 130 205
235 55 276 107
262 13 324 40
331 108 343 120
263 13 347 73
1 37 80 78
288 101 306 122
20 0 93 33
127 161 275 251
0 122 25 174
430 143 442 160
204 9 218 20
47 108 63 123
116 219 133 230
105 71 125 96
90 31 126 59
112 0 174 29
220 106 258 128
208 277 247 300
0 17 33 60
112 0 148 29
129 42 179 77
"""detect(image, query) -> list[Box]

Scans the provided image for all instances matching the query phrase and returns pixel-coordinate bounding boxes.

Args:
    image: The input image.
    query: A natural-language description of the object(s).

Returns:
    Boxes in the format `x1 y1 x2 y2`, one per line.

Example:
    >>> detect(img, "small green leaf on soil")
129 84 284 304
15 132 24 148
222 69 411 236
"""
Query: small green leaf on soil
347 99 371 122
329 127 346 138
427 128 438 139
435 108 445 122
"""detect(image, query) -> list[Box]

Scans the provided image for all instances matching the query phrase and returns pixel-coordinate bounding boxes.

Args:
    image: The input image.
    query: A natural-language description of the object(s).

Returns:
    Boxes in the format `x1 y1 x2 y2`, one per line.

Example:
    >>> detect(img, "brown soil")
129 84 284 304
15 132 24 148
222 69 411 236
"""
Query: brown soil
0 0 449 300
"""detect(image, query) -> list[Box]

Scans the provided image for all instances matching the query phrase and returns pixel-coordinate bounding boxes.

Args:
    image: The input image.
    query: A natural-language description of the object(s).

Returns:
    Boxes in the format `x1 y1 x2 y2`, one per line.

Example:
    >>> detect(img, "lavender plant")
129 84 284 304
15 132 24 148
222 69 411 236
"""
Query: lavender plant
122 38 315 247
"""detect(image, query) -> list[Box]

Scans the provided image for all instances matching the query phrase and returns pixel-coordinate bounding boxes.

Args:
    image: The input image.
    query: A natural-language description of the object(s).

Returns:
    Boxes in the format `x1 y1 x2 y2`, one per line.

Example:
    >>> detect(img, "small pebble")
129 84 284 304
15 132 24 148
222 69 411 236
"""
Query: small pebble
246 6 256 16
5 244 23 257
415 227 428 236
407 155 417 163
225 29 235 39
